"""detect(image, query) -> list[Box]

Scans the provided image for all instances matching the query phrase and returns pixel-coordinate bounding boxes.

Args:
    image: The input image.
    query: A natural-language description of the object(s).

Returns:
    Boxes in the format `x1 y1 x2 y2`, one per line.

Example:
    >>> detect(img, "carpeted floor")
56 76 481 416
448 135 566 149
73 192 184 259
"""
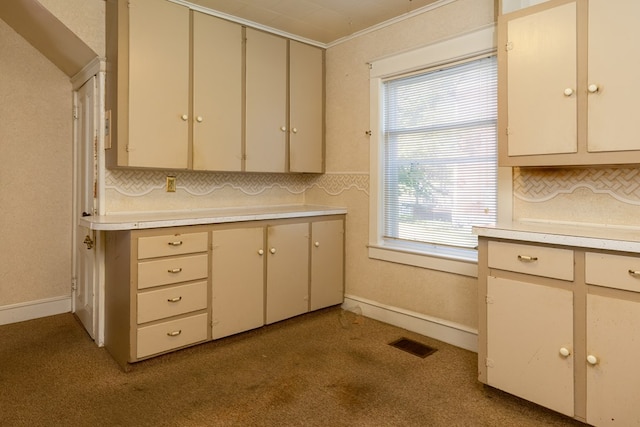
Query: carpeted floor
0 307 586 426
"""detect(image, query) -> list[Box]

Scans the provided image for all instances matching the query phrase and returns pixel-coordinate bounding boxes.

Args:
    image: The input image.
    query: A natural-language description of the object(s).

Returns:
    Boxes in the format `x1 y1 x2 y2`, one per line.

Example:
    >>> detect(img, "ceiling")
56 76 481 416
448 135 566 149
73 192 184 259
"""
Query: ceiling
186 0 444 45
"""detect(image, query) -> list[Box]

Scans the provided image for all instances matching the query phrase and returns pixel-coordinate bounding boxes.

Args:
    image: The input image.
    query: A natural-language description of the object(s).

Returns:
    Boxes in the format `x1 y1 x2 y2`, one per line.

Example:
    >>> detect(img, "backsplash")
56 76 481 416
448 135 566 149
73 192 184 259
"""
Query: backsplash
513 167 640 226
104 170 369 213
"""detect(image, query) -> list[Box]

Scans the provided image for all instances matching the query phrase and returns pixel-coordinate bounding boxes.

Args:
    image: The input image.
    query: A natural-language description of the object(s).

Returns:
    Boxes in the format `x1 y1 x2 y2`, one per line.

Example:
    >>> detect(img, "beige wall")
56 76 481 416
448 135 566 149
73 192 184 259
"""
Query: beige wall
306 0 498 330
0 18 72 305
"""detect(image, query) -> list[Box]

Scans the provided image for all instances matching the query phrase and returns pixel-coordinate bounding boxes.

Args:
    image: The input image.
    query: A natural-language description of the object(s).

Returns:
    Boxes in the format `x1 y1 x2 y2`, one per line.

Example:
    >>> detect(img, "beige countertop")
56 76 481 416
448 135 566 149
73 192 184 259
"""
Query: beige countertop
473 220 640 253
80 205 347 231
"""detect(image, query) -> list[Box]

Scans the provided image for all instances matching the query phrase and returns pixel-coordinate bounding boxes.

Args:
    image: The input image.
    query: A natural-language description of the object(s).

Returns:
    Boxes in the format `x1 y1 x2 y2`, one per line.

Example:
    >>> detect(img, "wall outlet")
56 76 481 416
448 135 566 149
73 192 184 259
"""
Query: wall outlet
166 176 176 192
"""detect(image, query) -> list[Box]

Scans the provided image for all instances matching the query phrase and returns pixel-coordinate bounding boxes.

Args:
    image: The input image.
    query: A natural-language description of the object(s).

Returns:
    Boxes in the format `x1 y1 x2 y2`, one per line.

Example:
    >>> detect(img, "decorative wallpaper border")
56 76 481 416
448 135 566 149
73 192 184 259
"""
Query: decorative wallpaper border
514 167 640 205
106 170 370 197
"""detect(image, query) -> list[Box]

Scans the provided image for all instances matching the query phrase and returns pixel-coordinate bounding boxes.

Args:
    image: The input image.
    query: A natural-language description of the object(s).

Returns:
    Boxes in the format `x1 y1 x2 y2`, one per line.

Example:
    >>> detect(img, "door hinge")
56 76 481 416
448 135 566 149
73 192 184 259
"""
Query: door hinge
71 277 77 291
485 358 494 368
485 295 494 304
73 106 79 120
505 41 514 51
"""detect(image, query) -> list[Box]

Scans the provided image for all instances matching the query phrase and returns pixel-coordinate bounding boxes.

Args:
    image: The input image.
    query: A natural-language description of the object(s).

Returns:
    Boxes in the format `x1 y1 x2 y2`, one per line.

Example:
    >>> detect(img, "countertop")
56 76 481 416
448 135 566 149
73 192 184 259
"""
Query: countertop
80 205 347 231
473 220 640 253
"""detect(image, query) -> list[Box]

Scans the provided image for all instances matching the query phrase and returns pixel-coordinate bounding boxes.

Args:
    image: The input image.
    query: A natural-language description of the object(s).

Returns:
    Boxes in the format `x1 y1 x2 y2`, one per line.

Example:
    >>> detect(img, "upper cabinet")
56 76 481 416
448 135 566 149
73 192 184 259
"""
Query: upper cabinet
106 0 190 169
106 0 324 173
245 29 325 173
498 0 640 167
192 12 243 172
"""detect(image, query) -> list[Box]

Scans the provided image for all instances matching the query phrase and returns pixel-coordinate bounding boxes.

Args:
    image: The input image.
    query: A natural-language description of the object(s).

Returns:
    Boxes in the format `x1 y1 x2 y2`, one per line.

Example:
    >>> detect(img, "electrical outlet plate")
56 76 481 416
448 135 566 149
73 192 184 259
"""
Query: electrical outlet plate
166 176 176 192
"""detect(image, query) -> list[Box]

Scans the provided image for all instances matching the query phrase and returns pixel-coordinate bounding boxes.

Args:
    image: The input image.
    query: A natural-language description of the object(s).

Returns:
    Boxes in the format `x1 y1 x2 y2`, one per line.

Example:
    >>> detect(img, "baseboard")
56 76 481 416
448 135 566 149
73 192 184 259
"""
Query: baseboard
0 296 71 326
342 295 478 352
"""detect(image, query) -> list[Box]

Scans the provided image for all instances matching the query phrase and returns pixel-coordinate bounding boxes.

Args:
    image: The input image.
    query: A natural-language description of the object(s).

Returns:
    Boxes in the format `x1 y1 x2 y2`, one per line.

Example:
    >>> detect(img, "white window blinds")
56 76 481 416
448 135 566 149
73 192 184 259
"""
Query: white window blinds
382 55 497 250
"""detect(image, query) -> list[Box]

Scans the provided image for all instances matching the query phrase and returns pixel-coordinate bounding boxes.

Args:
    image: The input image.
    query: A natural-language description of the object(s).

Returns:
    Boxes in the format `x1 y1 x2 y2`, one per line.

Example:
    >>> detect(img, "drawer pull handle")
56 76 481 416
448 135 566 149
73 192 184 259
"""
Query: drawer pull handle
167 330 182 337
517 255 538 262
628 269 640 277
167 296 182 303
168 268 183 273
168 241 183 246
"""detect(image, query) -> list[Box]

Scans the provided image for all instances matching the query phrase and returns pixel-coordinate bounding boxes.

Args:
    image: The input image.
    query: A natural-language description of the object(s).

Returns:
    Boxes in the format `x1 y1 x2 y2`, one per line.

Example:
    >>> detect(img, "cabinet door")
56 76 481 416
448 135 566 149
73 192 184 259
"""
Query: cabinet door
504 2 577 157
245 29 287 172
586 294 640 426
192 13 243 171
211 227 265 339
266 223 309 324
587 0 640 153
487 277 574 417
289 41 324 173
310 219 344 311
128 0 189 168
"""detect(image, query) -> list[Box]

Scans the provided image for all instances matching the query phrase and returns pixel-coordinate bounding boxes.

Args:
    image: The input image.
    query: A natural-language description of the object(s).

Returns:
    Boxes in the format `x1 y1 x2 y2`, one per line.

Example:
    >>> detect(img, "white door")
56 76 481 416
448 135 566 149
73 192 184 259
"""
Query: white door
73 77 97 339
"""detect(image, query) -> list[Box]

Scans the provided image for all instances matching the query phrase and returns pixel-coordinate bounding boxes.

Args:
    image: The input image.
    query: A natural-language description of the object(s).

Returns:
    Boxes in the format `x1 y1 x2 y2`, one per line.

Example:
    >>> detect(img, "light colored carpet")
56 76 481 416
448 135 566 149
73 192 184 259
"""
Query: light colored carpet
0 307 585 426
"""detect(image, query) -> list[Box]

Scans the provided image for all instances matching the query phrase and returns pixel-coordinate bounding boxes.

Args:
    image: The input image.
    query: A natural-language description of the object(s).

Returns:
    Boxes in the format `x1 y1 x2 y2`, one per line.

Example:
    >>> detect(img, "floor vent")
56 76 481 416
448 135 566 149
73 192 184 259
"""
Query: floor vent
389 337 437 358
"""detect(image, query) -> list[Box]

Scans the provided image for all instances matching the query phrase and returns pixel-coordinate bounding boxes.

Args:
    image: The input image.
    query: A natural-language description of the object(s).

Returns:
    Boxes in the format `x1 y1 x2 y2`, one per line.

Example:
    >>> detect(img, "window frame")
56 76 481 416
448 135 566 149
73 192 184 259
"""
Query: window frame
368 25 512 277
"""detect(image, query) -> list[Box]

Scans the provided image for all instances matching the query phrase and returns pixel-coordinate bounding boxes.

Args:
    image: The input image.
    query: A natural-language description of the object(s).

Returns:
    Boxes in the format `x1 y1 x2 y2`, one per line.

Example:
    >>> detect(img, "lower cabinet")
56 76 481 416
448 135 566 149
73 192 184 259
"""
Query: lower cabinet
478 237 640 425
210 226 264 339
486 277 574 417
105 215 345 368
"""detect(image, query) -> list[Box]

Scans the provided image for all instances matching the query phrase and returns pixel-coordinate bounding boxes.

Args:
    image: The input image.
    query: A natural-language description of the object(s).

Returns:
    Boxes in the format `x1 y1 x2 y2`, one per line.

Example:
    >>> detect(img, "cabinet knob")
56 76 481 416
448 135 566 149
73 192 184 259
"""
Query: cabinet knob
563 88 574 97
314 241 320 247
167 296 182 303
167 330 182 337
628 269 640 277
258 249 264 255
181 114 188 121
559 347 571 357
270 248 276 254
280 126 287 132
587 354 599 365
517 255 538 262
168 268 183 273
168 240 183 246
588 84 600 94
292 127 298 134
196 116 203 123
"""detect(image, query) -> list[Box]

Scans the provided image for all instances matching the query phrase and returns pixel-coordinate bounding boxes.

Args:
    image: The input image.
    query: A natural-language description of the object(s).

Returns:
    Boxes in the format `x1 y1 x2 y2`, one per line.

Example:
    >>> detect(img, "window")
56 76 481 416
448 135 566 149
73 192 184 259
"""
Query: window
383 56 497 250
369 26 509 276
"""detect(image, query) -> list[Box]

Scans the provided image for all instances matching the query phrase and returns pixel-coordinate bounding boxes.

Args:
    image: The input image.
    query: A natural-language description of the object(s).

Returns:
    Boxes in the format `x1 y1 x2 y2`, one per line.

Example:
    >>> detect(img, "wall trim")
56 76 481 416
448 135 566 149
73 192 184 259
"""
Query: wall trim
342 295 478 352
0 296 71 326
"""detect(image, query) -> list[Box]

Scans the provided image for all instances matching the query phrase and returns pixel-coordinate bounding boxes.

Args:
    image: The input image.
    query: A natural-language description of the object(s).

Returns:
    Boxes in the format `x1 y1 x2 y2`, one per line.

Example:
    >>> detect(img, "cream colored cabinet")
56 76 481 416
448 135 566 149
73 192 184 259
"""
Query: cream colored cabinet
245 28 288 172
265 222 310 323
499 0 640 167
310 219 345 310
487 277 574 417
104 227 210 368
479 238 640 424
289 41 324 173
107 1 324 172
484 241 575 417
192 13 243 172
106 0 190 169
246 29 325 173
584 252 640 426
106 2 244 171
104 214 344 368
210 226 264 339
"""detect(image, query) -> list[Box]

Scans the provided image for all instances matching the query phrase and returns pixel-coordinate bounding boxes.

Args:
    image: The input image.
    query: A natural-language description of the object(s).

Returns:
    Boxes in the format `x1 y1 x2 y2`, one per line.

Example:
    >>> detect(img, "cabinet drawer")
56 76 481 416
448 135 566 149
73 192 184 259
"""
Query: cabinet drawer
136 313 208 359
138 232 208 259
137 281 208 324
586 252 640 293
138 254 208 289
488 241 574 280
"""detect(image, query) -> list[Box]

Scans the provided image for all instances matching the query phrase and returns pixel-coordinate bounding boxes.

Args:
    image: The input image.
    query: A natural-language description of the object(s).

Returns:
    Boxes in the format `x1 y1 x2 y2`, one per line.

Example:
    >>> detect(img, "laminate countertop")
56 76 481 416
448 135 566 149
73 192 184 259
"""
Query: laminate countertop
473 220 640 253
80 205 347 231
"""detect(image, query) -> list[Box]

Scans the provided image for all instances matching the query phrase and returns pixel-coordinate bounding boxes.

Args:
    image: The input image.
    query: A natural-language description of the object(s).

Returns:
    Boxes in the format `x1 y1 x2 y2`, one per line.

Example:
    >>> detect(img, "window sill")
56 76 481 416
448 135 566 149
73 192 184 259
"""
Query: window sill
368 243 478 277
